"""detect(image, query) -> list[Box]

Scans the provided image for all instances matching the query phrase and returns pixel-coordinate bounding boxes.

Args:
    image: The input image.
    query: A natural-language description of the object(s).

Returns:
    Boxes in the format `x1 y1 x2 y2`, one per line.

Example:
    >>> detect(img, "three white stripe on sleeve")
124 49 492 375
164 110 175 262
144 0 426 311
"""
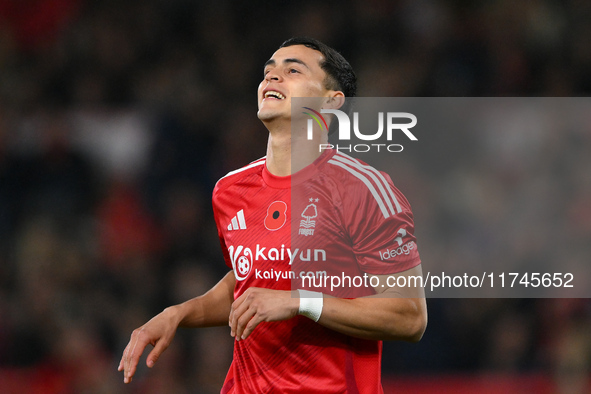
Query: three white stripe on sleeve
327 153 402 219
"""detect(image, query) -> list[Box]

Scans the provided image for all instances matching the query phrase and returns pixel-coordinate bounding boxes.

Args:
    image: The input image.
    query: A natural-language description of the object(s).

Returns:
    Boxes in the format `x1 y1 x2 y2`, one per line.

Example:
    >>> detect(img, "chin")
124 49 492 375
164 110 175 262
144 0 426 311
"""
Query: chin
257 111 271 121
257 110 282 121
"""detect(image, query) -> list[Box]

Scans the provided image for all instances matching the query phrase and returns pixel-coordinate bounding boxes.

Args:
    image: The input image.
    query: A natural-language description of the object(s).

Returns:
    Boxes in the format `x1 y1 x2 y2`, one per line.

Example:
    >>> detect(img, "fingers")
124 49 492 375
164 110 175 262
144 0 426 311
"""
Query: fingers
229 289 266 340
241 313 263 340
229 296 251 339
229 292 248 338
118 308 180 384
146 338 169 368
235 307 257 340
122 328 150 384
118 343 129 371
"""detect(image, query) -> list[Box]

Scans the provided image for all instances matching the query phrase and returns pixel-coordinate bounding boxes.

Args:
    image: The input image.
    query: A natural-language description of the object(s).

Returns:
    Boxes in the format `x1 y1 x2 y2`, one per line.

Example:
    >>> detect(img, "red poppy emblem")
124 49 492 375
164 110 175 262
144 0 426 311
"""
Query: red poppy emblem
264 201 287 231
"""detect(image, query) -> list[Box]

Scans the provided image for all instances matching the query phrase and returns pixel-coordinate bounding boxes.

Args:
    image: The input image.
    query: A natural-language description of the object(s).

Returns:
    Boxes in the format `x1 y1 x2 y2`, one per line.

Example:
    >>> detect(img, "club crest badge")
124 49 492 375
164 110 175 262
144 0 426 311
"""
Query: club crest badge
299 199 318 236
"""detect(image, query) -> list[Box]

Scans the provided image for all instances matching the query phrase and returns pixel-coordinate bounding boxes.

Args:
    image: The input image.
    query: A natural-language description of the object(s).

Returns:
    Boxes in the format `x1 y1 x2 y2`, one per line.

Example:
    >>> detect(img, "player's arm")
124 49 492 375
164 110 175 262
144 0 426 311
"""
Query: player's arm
119 271 235 383
230 265 426 343
316 265 427 342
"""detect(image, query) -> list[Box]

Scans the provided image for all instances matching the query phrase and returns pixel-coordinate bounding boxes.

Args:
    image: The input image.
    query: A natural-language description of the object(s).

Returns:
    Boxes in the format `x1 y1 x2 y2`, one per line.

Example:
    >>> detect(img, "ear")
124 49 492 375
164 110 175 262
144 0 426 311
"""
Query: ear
323 91 345 110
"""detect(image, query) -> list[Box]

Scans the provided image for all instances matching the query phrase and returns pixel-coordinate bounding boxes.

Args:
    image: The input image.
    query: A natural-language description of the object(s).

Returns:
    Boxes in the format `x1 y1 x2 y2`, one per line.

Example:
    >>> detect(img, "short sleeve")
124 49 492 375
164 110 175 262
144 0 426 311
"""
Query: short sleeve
212 186 233 270
343 172 421 275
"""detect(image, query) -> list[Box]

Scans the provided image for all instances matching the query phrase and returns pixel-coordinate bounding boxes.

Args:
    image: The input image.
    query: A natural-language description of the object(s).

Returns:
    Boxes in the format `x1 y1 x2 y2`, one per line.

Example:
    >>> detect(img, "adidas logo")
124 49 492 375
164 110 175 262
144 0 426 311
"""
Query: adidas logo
227 209 247 231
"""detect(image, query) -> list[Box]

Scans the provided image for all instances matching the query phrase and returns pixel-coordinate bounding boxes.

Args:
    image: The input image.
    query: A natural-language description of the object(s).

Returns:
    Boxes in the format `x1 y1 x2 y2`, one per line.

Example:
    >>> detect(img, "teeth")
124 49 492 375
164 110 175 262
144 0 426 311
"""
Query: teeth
264 91 285 99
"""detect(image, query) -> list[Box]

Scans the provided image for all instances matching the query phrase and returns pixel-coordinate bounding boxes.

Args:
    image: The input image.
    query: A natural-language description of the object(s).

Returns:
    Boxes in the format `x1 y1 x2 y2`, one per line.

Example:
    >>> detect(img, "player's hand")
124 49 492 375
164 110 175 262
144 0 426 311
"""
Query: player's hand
229 287 299 341
118 307 181 384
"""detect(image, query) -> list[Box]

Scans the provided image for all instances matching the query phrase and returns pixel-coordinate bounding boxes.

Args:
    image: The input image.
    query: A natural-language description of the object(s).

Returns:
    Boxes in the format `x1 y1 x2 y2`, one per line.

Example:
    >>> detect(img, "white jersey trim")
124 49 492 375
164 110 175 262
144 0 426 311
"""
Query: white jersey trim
337 152 402 213
334 152 402 214
328 159 390 219
220 157 265 179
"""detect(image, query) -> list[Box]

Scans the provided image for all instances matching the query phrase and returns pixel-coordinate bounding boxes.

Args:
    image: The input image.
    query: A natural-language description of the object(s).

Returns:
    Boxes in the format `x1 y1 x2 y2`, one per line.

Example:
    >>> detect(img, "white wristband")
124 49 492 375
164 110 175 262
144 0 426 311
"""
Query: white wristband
298 290 323 322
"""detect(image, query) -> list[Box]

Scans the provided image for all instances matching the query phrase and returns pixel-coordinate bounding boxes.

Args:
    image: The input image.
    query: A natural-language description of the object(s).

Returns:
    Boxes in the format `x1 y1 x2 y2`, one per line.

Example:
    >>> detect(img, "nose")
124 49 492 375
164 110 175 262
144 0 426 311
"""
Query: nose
265 68 281 82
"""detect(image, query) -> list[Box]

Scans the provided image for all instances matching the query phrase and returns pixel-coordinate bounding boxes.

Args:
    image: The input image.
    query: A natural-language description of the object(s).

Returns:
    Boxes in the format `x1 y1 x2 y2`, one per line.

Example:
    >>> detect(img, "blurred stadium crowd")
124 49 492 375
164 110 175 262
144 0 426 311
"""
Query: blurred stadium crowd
0 0 590 392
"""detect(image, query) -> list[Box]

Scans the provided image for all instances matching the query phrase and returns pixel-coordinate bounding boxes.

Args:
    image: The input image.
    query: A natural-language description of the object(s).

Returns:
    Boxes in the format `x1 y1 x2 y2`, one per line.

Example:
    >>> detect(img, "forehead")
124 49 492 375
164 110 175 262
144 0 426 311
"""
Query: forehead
267 45 325 71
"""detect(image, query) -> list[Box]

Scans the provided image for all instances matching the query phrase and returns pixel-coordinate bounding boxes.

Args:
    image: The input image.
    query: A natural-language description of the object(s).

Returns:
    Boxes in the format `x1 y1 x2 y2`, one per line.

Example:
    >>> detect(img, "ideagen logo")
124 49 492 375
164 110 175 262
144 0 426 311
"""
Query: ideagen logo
304 107 417 153
394 228 407 246
378 229 415 260
379 241 416 261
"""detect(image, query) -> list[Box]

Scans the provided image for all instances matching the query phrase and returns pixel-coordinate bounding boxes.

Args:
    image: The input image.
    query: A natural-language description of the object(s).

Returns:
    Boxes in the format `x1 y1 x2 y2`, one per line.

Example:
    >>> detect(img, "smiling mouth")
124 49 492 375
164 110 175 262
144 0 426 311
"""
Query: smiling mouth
264 91 286 99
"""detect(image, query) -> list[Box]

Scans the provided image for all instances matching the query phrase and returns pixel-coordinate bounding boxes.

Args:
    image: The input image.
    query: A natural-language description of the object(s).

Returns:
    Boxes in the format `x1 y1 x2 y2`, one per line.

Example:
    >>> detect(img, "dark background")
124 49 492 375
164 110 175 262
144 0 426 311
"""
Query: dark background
0 0 590 392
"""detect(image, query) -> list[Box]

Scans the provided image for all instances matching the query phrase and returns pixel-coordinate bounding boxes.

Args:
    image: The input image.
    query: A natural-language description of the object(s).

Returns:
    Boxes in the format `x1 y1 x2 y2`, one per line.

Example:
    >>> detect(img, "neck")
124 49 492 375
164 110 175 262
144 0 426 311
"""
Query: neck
264 119 327 176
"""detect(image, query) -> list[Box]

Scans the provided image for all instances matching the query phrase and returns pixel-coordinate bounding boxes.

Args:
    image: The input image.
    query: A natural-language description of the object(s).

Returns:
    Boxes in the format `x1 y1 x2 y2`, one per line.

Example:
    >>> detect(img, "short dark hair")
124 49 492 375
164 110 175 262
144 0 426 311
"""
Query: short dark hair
279 37 357 98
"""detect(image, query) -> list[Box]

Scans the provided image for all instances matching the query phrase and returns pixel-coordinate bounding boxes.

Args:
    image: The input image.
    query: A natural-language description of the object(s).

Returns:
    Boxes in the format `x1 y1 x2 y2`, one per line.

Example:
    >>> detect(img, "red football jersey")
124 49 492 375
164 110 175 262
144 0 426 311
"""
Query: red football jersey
212 149 421 393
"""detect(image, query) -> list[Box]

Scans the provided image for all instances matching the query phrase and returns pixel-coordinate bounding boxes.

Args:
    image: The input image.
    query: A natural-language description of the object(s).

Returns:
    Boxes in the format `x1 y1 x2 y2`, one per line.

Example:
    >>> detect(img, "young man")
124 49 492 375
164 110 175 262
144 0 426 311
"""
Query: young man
119 37 427 393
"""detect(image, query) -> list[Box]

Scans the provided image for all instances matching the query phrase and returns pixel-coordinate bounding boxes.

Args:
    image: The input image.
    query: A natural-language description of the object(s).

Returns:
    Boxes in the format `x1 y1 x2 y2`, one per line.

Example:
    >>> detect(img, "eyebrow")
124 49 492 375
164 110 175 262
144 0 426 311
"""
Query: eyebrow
264 58 311 70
